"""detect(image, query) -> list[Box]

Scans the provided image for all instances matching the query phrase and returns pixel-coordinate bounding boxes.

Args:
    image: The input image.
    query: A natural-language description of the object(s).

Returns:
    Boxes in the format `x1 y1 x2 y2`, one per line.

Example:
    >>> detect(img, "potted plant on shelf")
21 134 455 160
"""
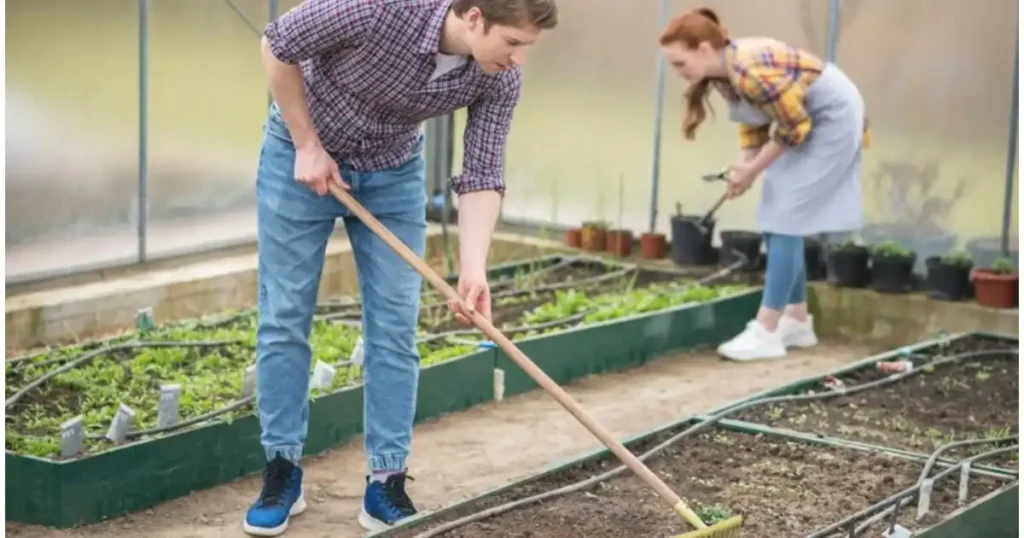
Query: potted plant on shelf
869 240 917 293
826 239 870 288
719 230 762 272
669 202 716 266
971 256 1019 309
564 227 582 248
966 235 1019 271
925 250 973 301
605 229 633 257
804 236 827 281
640 230 666 259
862 158 967 274
580 221 608 252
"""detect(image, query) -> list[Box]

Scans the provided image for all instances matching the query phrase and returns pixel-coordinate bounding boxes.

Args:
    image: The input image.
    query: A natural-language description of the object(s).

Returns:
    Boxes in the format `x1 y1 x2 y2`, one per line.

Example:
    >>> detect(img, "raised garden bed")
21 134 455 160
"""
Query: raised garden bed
377 419 1015 538
729 333 1019 474
6 254 758 528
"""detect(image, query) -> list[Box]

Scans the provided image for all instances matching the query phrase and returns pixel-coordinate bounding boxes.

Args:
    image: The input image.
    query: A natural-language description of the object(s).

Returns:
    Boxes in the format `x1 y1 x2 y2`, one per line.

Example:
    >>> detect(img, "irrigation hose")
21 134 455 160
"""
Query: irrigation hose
409 347 1018 538
842 435 1019 536
807 444 1020 537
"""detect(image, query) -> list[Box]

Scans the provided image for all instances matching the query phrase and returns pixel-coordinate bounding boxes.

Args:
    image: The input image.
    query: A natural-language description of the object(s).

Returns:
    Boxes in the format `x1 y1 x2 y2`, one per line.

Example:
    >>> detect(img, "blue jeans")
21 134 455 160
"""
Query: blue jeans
761 233 807 310
255 104 426 473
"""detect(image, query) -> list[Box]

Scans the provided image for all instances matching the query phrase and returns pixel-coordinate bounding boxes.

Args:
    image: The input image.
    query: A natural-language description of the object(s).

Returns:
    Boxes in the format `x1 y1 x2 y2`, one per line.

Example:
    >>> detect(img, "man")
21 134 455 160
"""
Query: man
243 0 558 535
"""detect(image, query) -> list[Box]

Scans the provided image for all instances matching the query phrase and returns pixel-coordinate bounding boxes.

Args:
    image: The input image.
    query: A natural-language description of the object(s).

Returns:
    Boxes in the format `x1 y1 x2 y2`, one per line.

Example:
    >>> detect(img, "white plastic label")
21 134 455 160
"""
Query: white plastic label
916 478 933 520
106 403 136 443
242 365 257 398
350 336 365 366
157 384 181 429
493 368 506 402
958 462 972 506
882 524 913 538
310 360 337 392
60 415 85 458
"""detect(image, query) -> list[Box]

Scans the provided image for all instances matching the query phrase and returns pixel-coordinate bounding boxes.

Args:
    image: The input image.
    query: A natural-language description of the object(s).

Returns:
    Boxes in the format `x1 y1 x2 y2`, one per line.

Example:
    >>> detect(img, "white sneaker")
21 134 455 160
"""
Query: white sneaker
778 314 819 348
717 320 787 361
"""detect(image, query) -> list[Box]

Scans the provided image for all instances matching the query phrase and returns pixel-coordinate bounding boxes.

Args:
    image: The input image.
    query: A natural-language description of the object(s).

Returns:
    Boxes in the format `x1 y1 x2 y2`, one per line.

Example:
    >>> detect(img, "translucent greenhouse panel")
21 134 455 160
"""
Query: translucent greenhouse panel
834 0 1016 272
146 0 270 258
7 0 141 280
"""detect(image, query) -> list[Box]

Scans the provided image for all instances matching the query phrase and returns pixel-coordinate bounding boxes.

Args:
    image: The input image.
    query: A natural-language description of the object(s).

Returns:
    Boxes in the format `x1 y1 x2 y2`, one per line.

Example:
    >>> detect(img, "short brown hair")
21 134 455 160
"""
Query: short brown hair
452 0 558 30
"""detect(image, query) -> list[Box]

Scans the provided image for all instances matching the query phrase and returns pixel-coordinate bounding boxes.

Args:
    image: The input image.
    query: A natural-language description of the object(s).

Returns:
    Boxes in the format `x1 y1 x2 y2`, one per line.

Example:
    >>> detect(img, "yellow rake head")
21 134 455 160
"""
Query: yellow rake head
672 515 744 538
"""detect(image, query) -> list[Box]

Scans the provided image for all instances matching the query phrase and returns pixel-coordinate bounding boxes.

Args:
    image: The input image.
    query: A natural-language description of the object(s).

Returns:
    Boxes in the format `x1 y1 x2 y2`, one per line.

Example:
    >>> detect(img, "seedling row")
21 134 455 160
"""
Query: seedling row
5 256 751 460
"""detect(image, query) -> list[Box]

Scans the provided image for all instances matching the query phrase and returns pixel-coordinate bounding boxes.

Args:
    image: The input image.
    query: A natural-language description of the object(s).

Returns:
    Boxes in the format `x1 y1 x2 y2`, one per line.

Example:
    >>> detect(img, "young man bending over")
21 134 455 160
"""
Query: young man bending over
244 0 558 535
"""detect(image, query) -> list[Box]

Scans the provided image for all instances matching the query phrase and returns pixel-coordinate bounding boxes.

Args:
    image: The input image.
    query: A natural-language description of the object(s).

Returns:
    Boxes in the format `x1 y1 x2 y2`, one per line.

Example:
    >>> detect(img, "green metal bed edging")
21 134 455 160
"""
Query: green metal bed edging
370 414 1015 537
494 287 764 398
5 347 498 529
916 483 1019 538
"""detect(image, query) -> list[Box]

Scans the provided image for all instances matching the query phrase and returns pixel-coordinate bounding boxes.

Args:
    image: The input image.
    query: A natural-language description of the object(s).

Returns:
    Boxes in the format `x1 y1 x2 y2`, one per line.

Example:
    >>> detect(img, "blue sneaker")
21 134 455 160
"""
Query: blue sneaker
242 454 307 536
357 472 418 532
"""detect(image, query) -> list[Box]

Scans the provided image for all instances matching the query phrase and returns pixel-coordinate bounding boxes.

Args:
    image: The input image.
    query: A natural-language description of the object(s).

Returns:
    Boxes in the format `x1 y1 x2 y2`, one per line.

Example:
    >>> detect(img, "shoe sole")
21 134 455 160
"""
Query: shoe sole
718 346 787 362
782 334 819 349
358 507 396 533
242 495 307 537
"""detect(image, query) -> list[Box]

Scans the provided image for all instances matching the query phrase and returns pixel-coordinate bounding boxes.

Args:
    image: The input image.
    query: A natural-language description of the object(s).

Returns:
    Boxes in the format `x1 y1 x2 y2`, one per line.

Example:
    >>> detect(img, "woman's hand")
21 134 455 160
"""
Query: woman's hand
726 162 757 198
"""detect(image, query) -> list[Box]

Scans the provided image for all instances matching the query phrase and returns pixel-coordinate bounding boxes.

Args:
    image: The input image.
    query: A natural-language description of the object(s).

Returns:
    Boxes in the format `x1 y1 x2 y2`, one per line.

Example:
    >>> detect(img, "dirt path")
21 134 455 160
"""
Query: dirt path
7 341 880 538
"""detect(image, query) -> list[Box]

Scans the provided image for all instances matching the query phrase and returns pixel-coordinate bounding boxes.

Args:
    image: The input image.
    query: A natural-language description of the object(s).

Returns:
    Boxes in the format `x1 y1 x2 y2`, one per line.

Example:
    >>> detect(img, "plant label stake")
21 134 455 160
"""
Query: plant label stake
350 336 365 366
158 384 181 429
106 403 136 443
957 462 972 506
60 415 85 458
242 365 257 398
882 524 913 538
310 360 336 393
916 478 933 520
135 307 155 332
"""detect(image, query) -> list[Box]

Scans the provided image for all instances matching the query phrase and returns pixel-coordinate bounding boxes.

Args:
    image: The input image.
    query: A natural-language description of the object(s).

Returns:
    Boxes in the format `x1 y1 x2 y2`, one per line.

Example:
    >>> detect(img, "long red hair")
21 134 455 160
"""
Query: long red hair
659 7 730 140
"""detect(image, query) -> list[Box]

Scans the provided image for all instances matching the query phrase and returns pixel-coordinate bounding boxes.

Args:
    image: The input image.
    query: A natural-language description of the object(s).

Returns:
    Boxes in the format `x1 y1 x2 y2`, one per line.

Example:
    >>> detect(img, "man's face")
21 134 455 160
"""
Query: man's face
463 9 542 73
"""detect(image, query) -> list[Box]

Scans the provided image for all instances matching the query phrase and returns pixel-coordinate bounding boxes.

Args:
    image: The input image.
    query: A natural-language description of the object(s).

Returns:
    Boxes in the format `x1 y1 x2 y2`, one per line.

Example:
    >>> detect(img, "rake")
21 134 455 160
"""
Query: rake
327 182 744 538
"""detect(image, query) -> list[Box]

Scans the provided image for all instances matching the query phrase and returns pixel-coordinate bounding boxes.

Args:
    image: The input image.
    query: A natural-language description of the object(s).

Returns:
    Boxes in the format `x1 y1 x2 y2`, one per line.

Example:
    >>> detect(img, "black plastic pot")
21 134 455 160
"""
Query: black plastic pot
719 231 762 272
826 245 870 288
669 214 717 266
925 256 973 301
861 224 956 275
804 238 827 281
870 252 917 293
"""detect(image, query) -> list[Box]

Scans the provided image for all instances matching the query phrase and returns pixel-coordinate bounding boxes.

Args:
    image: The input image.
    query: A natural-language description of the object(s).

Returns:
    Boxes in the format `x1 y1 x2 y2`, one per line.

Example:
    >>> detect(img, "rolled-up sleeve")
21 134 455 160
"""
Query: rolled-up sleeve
449 70 521 196
264 0 380 64
736 64 812 147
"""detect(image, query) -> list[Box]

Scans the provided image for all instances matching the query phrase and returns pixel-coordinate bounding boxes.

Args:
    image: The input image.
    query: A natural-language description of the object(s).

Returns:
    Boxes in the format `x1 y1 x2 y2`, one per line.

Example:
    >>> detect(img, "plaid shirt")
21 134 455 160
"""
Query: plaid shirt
263 0 520 195
723 38 870 150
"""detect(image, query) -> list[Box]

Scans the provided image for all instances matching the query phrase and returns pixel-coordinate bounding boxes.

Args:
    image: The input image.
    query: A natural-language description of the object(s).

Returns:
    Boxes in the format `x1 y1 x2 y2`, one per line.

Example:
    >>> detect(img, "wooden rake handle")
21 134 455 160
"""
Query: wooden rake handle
327 183 705 528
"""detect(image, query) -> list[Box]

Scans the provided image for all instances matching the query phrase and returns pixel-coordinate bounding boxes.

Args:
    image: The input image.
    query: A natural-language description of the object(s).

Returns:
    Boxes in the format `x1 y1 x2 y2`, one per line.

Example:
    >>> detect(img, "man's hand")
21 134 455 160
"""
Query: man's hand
448 270 492 326
294 145 347 196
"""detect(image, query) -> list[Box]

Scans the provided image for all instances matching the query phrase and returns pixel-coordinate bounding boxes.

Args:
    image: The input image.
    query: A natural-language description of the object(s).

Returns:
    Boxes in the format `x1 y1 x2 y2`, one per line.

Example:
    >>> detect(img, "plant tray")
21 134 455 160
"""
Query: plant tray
371 417 1017 538
5 254 757 528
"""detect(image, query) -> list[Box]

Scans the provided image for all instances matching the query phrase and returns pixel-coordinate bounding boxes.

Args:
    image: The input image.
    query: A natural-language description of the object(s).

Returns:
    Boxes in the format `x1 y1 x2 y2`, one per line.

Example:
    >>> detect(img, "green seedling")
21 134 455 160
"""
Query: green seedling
990 257 1015 274
871 240 913 259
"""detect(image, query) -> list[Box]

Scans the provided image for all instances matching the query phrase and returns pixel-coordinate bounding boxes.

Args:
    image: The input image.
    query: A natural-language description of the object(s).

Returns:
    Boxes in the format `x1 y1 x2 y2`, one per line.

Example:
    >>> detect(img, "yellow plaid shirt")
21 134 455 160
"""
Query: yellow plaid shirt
723 38 871 150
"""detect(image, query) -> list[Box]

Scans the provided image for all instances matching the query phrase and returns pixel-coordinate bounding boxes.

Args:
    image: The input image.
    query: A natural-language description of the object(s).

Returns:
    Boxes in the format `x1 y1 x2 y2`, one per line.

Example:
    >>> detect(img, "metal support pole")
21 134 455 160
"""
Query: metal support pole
138 0 150 263
1000 33 1019 256
825 0 840 62
647 0 668 234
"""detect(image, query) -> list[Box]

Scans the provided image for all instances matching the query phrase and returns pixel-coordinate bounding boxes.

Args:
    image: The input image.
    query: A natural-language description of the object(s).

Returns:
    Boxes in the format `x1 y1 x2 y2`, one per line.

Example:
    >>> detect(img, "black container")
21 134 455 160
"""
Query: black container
925 256 973 301
870 252 917 293
826 245 870 288
804 238 827 281
719 230 763 272
669 214 717 266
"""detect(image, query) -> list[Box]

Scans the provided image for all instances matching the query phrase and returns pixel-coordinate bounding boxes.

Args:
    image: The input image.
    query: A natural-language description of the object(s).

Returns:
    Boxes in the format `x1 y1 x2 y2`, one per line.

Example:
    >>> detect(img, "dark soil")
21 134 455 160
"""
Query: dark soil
393 426 1006 538
734 335 1019 471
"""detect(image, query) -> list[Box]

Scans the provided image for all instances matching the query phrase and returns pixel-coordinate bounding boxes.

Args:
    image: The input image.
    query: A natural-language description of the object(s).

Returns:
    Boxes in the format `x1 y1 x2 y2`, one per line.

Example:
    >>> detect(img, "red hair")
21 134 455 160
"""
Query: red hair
659 7 729 140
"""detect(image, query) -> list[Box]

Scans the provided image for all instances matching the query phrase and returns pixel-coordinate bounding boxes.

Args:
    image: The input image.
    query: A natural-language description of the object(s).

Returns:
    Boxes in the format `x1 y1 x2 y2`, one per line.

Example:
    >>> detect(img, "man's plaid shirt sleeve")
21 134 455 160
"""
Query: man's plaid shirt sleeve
450 70 521 196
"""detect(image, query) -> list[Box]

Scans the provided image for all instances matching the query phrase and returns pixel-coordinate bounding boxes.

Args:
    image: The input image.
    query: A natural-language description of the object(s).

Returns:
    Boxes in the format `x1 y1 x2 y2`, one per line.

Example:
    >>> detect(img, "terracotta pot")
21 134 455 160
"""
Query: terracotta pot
565 228 582 248
971 269 1019 309
639 232 666 259
605 229 633 257
581 224 607 251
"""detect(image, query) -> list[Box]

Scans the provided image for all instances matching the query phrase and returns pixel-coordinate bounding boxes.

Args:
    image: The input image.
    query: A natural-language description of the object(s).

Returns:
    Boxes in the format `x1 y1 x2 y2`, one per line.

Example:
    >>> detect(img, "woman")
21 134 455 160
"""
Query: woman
659 7 870 361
